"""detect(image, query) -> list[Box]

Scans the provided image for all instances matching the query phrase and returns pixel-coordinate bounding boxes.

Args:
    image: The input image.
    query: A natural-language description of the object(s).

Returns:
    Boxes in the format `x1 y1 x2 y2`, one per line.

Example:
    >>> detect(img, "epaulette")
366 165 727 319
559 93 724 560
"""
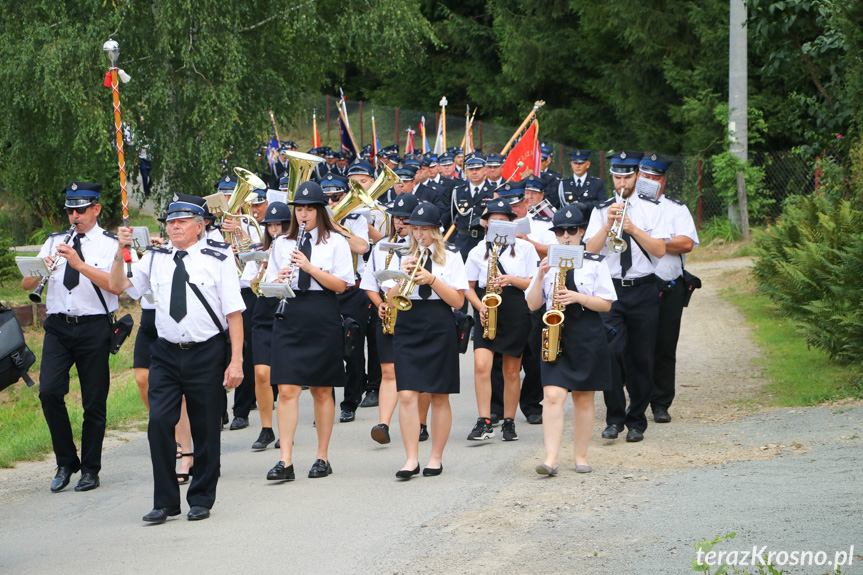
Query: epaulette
598 198 615 209
207 239 230 249
638 194 660 205
533 215 551 222
584 252 605 262
201 248 228 261
446 243 459 253
664 195 685 206
102 230 118 239
145 246 171 254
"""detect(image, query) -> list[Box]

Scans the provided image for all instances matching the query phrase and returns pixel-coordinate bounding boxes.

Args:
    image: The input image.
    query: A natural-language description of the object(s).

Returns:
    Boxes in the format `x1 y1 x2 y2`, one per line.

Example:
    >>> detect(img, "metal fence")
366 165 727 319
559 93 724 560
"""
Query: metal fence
274 94 816 229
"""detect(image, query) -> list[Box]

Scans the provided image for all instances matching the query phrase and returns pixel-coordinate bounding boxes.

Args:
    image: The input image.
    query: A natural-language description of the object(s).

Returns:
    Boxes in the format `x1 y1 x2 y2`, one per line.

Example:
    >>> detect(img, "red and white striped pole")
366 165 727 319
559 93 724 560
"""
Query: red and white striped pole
103 39 132 275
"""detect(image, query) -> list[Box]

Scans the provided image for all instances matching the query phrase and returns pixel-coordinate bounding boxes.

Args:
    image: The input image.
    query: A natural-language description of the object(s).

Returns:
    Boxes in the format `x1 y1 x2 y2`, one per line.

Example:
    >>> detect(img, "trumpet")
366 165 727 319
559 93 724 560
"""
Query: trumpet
29 225 77 304
605 194 630 254
391 245 429 312
274 222 305 320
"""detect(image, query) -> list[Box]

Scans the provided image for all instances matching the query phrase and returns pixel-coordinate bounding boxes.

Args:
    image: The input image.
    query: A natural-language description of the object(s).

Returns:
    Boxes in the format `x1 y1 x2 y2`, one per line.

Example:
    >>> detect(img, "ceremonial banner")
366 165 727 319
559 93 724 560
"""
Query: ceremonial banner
501 120 538 182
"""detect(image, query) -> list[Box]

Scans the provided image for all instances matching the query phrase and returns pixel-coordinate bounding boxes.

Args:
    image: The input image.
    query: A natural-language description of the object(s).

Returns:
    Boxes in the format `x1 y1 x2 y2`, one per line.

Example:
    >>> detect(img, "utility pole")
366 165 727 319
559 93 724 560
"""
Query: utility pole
728 0 749 238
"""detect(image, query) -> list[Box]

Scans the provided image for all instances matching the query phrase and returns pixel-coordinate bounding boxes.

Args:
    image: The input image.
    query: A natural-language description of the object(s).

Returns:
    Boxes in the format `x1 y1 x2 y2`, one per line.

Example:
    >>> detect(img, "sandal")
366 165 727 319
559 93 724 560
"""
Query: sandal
175 442 183 459
177 453 194 486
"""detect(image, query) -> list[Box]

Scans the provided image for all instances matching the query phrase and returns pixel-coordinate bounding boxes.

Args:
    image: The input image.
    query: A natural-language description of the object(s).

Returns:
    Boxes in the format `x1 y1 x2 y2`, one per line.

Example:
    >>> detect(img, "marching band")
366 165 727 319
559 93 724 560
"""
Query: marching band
23 135 699 522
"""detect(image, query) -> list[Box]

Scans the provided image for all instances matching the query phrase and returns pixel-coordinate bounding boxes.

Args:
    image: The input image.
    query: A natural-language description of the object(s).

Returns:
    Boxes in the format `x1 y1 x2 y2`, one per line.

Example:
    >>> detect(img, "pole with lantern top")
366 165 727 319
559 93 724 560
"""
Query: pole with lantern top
103 39 133 274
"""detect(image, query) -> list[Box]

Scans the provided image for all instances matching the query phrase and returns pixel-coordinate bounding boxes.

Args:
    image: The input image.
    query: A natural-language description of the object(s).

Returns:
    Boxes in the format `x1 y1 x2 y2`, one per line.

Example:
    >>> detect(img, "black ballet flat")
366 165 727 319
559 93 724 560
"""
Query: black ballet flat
422 465 443 477
395 465 420 480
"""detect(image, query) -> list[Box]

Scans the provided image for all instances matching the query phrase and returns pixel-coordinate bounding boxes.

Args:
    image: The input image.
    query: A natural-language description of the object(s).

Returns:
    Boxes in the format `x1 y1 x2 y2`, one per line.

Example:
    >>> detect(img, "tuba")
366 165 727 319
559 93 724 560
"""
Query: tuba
283 151 324 202
211 167 267 274
481 242 504 341
331 162 399 222
541 261 571 363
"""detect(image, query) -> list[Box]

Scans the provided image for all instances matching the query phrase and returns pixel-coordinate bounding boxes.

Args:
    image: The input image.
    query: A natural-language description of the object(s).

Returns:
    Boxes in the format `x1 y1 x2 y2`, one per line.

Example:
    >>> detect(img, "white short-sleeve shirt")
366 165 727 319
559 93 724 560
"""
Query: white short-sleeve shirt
265 227 355 290
464 238 539 288
654 196 700 281
527 255 618 312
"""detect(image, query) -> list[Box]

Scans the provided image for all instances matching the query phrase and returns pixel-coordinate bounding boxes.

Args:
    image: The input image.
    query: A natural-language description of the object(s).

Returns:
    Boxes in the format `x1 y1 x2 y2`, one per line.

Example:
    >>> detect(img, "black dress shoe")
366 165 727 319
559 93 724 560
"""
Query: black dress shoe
74 473 100 492
339 409 355 423
422 465 443 477
653 408 672 423
601 424 624 439
267 461 295 481
308 459 332 478
187 506 210 521
50 464 80 493
395 465 420 480
252 428 276 450
419 424 429 442
626 428 645 442
229 416 249 430
371 423 391 445
359 389 379 408
526 413 543 425
142 506 181 524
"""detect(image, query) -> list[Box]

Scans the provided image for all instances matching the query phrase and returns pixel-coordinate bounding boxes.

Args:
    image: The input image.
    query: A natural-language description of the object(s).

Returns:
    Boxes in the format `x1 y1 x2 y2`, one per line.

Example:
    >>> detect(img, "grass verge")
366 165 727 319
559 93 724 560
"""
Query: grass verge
0 304 148 468
721 269 862 406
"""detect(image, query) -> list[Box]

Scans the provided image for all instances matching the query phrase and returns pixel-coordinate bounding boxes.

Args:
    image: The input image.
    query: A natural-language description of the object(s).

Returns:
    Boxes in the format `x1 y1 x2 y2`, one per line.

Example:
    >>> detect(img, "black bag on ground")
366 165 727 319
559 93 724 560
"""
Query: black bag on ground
452 309 475 355
0 306 37 391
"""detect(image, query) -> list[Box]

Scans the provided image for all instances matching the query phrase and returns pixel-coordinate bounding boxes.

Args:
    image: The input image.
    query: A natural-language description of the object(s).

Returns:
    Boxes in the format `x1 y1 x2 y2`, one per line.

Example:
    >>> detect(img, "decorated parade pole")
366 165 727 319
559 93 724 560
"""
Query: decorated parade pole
440 96 447 150
501 100 545 155
103 39 133 275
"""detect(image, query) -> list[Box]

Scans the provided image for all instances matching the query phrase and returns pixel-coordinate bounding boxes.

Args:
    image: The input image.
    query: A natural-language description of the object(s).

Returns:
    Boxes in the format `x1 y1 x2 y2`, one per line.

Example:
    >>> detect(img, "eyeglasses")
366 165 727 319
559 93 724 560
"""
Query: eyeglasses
553 227 582 237
65 206 92 215
393 216 410 222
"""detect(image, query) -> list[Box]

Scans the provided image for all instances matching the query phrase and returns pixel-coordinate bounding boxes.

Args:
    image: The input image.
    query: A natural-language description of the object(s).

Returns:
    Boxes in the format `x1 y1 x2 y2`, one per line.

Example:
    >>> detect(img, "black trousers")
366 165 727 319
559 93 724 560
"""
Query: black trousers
490 311 543 418
232 288 257 419
600 282 661 432
149 336 226 510
139 158 152 197
364 301 382 392
337 288 369 412
39 314 111 474
652 278 686 411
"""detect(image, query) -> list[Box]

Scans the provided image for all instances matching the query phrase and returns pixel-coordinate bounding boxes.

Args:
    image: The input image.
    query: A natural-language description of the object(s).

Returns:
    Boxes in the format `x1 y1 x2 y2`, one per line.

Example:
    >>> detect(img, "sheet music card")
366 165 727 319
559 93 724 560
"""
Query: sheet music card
204 193 229 215
258 282 296 299
266 190 289 205
16 257 51 278
513 217 532 236
131 227 151 252
548 244 584 270
486 220 517 245
635 177 661 201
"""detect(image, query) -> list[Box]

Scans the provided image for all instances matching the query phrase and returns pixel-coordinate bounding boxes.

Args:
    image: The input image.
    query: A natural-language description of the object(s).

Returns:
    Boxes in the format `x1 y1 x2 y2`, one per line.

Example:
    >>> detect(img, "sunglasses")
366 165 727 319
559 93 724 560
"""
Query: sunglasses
553 226 582 237
327 193 345 202
65 206 92 215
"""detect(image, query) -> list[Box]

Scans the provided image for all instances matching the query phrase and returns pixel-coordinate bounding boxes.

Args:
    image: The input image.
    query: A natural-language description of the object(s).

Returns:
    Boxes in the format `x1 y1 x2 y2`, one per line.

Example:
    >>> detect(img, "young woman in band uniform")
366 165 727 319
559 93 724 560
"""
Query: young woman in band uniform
526 208 616 476
390 202 467 479
265 183 355 481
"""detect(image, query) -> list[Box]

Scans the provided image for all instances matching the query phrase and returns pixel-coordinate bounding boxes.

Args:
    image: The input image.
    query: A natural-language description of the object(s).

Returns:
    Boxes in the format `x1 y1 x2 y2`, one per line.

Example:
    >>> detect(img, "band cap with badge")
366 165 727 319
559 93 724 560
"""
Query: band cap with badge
608 150 643 175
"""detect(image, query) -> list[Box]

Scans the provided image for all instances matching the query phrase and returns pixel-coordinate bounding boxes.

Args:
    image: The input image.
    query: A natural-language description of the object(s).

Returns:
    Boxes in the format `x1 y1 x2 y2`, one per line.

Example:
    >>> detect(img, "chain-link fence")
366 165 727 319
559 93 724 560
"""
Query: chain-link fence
274 95 816 229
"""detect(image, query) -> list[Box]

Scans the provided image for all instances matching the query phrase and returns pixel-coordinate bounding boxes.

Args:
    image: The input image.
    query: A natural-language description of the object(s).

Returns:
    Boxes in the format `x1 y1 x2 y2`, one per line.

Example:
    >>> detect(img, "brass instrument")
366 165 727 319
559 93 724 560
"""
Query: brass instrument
391 245 428 312
209 167 267 274
605 194 630 254
29 226 76 304
481 241 504 341
283 151 324 202
274 223 305 320
541 263 570 363
381 247 398 335
331 162 399 223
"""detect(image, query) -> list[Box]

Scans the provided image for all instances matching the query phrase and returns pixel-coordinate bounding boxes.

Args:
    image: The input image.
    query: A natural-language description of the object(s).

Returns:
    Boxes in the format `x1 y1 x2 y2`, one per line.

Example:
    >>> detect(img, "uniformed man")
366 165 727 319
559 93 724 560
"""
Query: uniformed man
22 182 123 493
271 147 291 189
111 198 245 524
485 152 505 189
553 149 607 216
500 179 556 258
413 160 449 216
312 148 337 182
585 151 670 443
334 152 349 176
321 175 372 423
638 154 699 424
538 143 561 193
448 152 494 259
451 147 465 178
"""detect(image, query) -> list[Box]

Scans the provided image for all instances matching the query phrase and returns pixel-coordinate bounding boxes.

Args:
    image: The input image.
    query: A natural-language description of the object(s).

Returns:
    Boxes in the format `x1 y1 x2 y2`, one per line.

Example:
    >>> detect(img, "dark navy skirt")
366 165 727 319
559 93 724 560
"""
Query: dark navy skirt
393 299 459 394
133 308 157 369
472 285 531 356
540 306 611 392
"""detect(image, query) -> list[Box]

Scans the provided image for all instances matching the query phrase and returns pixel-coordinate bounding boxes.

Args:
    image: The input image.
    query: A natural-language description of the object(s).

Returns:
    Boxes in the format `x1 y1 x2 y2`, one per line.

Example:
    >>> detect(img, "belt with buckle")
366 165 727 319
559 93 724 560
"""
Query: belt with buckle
458 227 485 239
159 337 201 350
55 313 108 324
613 274 657 287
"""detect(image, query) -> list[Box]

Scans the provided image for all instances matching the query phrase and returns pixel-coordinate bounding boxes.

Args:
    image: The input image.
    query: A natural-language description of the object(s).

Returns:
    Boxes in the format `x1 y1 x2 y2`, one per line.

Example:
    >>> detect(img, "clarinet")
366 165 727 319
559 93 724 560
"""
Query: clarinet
274 222 306 320
29 225 77 304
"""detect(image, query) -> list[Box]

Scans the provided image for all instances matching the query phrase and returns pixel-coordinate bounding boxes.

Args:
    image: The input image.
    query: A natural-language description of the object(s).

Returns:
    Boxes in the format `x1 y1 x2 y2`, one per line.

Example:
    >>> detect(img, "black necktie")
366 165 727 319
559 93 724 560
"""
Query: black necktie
418 252 434 299
564 269 576 291
298 232 312 292
62 234 84 290
620 231 633 278
170 250 189 322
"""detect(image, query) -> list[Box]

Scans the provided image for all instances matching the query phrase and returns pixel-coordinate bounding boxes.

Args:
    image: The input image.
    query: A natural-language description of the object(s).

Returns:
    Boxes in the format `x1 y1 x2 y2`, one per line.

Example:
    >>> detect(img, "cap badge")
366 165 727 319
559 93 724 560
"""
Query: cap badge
224 176 230 182
498 201 504 207
172 193 179 202
398 199 404 206
418 207 424 215
620 152 627 159
575 150 581 156
327 174 333 180
271 207 277 214
651 153 657 161
71 183 78 191
566 211 572 217
302 190 309 196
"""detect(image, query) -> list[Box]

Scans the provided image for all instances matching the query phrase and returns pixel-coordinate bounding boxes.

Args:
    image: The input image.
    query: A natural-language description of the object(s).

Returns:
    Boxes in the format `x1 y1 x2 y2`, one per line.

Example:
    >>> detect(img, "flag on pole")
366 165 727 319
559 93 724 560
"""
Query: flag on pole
267 137 279 171
340 115 357 158
433 113 445 156
405 127 416 154
312 111 321 148
371 112 380 165
500 120 539 182
420 117 430 154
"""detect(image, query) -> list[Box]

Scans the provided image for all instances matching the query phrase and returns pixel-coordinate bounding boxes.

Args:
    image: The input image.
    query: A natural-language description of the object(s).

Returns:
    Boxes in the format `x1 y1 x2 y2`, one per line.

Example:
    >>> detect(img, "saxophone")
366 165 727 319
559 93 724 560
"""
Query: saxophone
381 247 398 335
481 242 503 340
541 265 568 363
